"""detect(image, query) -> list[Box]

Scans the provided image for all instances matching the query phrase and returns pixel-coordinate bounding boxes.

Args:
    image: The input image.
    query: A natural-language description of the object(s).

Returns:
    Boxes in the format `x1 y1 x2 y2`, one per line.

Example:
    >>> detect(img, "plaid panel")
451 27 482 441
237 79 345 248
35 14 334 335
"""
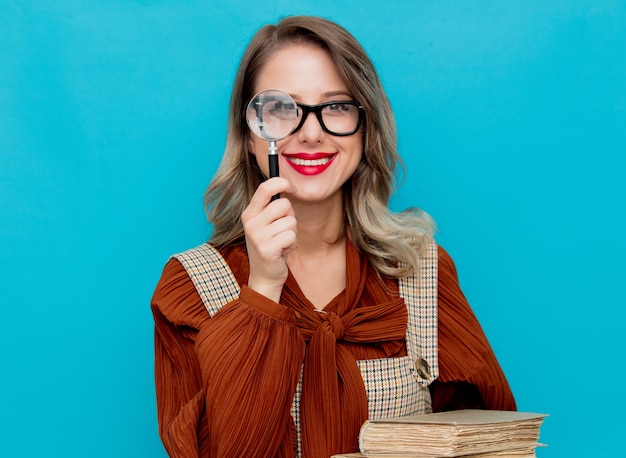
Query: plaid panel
357 355 432 419
173 244 240 317
289 365 304 456
399 240 439 385
356 240 438 422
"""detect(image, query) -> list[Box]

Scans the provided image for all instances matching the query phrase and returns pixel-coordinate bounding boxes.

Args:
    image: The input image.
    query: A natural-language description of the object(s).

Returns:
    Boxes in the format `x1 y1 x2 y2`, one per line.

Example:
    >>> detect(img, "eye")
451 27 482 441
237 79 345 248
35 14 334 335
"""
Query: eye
267 100 296 117
274 100 295 111
324 102 357 117
326 103 349 112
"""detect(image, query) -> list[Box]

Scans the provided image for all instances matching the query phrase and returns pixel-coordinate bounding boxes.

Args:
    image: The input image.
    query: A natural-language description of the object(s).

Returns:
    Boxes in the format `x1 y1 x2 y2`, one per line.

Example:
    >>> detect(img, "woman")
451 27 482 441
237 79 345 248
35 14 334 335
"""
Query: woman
152 15 515 458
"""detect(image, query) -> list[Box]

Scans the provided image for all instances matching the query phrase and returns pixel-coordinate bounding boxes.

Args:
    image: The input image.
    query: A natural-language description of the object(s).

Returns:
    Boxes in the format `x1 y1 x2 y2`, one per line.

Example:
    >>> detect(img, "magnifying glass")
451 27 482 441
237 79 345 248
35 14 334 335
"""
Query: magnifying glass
246 89 298 201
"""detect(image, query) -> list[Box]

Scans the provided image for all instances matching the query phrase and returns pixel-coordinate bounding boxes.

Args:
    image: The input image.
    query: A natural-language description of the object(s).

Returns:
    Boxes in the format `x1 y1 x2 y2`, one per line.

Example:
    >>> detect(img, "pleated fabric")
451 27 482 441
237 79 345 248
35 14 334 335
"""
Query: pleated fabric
430 250 517 412
151 242 515 458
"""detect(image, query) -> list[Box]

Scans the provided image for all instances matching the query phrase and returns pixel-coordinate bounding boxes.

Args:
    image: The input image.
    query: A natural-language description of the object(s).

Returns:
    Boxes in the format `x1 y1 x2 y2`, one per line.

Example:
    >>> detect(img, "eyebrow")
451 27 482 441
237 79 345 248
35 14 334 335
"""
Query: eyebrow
323 90 352 98
290 90 354 100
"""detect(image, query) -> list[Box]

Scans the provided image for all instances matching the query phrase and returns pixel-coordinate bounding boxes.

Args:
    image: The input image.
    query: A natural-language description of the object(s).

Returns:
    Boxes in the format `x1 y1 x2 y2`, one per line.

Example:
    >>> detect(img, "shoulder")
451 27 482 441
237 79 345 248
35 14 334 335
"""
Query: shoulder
435 245 486 347
151 246 211 327
152 243 251 323
175 243 250 285
437 245 459 280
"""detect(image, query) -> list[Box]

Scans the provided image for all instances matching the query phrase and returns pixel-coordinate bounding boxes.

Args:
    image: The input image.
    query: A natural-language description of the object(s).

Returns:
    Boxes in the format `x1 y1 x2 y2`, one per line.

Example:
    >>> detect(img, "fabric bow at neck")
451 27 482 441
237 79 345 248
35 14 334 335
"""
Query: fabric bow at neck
281 239 408 457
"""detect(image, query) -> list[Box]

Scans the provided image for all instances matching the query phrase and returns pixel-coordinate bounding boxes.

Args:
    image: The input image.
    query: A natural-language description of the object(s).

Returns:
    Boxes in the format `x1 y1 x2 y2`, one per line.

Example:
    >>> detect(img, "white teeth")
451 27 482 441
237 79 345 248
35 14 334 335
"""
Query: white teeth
287 156 332 166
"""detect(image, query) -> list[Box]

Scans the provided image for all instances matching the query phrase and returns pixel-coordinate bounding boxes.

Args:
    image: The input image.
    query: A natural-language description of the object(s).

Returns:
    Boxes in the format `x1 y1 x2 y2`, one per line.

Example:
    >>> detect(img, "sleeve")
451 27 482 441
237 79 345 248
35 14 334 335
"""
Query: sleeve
430 246 517 412
152 259 207 457
152 257 306 457
196 286 306 456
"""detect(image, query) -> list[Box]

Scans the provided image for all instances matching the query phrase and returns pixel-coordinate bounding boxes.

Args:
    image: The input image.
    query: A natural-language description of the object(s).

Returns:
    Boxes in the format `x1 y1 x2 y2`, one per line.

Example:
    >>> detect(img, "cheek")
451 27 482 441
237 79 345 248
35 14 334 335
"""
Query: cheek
247 133 258 154
247 134 261 157
347 136 364 161
249 137 270 174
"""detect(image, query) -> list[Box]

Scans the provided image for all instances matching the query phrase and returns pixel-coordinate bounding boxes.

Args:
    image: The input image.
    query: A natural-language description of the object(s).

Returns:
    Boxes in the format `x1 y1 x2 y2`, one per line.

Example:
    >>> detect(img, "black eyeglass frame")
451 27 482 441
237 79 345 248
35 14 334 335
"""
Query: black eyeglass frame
291 101 364 136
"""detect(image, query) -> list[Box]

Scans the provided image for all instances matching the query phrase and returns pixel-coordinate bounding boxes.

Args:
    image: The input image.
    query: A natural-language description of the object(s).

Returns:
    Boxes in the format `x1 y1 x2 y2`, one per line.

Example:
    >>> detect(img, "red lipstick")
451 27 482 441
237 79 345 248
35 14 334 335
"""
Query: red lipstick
283 152 336 176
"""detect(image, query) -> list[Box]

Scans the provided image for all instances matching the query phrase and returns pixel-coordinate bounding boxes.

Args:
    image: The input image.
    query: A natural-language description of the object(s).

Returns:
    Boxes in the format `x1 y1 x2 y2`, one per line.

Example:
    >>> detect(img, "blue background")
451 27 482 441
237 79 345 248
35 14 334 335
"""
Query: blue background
1 1 625 456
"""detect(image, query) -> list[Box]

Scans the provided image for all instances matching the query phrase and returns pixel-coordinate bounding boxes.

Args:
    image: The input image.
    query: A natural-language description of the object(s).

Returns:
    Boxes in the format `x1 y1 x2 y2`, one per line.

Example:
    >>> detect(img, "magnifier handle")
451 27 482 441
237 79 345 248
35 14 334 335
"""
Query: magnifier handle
269 152 280 202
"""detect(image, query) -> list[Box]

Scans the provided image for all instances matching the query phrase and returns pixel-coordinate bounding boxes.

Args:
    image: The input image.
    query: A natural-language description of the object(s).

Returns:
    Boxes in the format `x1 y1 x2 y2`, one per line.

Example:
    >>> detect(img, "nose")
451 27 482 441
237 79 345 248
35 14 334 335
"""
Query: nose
295 110 324 142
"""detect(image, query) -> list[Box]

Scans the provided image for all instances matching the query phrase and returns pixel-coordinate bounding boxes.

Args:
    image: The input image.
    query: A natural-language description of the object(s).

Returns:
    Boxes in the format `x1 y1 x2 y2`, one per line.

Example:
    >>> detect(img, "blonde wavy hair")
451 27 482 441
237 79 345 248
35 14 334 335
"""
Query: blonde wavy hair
204 15 434 278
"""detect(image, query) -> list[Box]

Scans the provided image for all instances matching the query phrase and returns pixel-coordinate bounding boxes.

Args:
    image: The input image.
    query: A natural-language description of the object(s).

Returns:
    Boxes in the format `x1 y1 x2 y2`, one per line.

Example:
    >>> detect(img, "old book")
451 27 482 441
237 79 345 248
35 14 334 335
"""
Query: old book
333 449 538 457
342 409 547 457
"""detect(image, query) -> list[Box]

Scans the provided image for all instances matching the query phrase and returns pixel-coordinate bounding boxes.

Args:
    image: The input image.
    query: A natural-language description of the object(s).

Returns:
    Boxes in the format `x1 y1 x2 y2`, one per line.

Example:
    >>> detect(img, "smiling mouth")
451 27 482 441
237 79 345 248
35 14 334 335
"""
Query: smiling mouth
285 156 335 166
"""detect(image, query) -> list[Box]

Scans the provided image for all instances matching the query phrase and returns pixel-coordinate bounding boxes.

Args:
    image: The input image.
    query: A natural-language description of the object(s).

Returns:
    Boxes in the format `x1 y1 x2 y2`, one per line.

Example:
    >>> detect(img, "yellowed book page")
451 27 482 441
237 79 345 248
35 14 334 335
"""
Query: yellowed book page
333 449 538 458
358 410 547 457
367 410 547 426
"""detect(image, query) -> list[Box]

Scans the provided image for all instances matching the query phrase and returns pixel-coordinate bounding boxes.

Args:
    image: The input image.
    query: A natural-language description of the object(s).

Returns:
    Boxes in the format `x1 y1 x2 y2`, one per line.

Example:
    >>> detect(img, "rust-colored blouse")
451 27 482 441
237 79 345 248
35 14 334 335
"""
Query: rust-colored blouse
151 243 515 457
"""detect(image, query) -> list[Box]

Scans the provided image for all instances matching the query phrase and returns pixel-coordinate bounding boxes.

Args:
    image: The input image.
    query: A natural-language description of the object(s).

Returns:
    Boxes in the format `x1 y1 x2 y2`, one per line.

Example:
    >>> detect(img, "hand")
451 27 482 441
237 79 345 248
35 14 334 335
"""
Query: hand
242 177 297 302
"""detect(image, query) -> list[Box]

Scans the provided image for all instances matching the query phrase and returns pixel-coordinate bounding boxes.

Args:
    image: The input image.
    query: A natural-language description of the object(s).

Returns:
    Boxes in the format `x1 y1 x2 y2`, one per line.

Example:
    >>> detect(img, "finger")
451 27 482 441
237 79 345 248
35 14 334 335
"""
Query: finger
265 214 297 242
272 229 297 258
248 225 296 260
248 178 296 210
242 186 295 232
243 196 290 233
245 213 296 253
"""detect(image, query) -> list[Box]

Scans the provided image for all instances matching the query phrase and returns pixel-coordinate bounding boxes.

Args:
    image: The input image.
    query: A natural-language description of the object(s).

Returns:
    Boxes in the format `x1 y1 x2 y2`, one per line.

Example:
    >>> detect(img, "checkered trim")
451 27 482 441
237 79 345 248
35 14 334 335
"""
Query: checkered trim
356 239 439 419
172 244 240 317
400 239 439 385
290 365 304 455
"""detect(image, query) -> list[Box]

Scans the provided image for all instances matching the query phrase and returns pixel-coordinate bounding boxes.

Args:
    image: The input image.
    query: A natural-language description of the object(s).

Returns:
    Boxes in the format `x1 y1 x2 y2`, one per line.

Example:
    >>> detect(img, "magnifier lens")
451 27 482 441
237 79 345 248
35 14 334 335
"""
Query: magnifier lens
246 90 298 141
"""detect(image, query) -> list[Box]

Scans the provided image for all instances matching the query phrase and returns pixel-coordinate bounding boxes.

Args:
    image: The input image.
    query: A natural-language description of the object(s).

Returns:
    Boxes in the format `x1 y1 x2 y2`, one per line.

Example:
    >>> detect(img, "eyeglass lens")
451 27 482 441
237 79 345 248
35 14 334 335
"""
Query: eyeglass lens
294 102 361 135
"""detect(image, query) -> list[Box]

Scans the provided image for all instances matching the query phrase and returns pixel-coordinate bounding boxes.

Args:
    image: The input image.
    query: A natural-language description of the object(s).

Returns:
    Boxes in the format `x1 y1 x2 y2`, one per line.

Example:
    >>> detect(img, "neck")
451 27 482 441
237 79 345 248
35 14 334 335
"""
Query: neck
289 193 345 253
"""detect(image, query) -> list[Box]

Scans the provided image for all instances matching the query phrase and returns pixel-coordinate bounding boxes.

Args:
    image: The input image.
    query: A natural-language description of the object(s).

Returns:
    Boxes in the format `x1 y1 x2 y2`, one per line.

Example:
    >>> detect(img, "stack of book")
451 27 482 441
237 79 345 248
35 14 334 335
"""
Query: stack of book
332 409 547 458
